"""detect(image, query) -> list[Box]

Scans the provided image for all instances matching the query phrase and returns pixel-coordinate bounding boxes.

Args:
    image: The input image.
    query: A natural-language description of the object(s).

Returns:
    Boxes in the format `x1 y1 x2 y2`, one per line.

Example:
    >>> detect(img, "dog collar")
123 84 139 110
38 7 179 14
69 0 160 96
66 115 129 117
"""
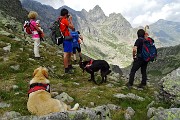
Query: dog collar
28 83 50 96
85 59 93 69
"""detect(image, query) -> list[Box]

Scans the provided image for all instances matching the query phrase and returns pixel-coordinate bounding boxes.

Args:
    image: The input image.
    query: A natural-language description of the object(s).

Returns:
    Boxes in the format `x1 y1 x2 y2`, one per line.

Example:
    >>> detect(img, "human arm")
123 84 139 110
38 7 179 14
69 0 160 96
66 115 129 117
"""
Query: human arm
132 46 137 59
79 34 83 41
68 15 74 30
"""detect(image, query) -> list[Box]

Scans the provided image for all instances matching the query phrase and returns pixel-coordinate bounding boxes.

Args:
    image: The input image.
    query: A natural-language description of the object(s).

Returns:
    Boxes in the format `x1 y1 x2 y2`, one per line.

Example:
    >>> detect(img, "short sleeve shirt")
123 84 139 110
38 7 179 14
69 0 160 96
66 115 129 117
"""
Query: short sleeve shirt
60 18 70 37
134 37 143 55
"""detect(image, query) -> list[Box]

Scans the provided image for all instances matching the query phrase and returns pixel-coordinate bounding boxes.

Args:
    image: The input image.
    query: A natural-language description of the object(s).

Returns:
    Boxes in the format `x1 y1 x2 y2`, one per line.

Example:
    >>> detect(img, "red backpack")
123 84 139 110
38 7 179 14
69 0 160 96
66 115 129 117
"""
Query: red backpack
23 21 33 34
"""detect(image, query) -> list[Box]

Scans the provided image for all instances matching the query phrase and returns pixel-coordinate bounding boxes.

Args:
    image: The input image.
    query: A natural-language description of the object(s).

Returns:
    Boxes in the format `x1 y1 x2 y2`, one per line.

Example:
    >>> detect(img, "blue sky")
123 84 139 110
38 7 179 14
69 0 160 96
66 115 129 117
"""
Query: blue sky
34 0 180 27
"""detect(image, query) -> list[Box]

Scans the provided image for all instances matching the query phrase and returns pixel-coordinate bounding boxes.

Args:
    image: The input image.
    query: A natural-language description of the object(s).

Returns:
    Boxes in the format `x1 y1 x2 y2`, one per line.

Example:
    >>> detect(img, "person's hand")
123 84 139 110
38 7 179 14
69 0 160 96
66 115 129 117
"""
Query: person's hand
69 15 72 20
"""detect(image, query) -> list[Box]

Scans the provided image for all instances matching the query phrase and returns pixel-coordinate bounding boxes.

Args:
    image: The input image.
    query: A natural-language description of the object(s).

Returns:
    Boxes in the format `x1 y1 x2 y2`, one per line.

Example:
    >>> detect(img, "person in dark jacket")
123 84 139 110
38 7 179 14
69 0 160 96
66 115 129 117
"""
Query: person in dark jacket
126 29 148 88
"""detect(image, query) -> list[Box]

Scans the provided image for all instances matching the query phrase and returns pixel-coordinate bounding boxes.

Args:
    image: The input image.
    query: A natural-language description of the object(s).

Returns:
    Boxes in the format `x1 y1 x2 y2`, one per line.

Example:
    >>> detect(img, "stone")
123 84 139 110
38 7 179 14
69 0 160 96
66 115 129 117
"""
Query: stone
126 107 135 116
147 101 155 109
2 111 21 119
147 107 155 118
107 104 121 111
12 85 19 90
55 92 74 103
90 102 95 106
10 65 20 71
114 93 145 101
106 83 114 88
10 105 111 120
0 102 11 108
124 112 131 120
3 44 11 52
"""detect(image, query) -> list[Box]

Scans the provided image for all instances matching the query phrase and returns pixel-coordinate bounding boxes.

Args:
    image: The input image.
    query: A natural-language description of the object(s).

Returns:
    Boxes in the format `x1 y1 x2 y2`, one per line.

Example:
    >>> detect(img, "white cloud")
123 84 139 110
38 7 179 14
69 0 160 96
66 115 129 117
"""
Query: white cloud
34 0 65 9
34 0 180 27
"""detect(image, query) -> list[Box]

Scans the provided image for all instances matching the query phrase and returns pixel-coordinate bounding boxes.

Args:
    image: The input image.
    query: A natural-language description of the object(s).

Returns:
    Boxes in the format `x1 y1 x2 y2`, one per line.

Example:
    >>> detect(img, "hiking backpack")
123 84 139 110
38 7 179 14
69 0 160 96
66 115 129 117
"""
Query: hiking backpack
71 31 79 47
50 19 64 45
23 21 33 34
141 37 157 62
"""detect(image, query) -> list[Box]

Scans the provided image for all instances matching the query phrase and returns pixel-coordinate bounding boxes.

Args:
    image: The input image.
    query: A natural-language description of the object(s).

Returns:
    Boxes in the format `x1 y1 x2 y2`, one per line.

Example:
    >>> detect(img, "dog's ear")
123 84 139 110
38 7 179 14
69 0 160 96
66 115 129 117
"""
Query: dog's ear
42 67 48 78
33 68 39 77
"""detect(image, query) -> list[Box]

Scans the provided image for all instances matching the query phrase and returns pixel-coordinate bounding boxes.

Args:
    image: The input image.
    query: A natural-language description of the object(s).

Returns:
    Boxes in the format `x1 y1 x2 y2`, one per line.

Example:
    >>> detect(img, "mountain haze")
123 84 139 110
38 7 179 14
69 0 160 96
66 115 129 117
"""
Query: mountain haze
150 19 180 46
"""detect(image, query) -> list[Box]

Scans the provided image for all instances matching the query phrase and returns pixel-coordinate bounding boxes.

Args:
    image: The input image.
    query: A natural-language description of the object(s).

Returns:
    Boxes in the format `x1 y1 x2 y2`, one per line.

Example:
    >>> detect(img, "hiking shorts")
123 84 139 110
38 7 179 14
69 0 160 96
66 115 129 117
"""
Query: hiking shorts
63 40 73 53
73 44 81 54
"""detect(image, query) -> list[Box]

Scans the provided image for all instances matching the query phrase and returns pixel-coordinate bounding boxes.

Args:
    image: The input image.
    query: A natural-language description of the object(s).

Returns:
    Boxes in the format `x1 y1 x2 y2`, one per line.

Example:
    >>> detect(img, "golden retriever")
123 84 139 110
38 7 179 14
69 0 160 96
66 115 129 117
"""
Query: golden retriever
27 66 79 116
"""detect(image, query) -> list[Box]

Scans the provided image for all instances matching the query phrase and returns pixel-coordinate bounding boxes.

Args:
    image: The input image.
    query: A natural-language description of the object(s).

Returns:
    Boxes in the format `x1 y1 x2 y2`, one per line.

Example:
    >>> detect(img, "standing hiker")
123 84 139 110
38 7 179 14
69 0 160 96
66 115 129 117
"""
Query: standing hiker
28 11 43 59
126 29 149 88
59 8 75 74
71 30 83 63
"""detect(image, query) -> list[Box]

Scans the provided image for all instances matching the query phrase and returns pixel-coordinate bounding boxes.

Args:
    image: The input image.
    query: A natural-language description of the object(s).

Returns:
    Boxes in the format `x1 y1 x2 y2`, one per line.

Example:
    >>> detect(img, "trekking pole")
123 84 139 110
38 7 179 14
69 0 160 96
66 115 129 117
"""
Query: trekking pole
144 25 149 33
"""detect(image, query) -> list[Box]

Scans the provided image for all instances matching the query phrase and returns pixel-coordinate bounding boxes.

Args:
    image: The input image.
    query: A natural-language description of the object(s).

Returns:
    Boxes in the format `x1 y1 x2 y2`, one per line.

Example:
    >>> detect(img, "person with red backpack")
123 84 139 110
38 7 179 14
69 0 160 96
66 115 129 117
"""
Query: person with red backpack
27 11 43 59
126 29 157 89
59 8 75 74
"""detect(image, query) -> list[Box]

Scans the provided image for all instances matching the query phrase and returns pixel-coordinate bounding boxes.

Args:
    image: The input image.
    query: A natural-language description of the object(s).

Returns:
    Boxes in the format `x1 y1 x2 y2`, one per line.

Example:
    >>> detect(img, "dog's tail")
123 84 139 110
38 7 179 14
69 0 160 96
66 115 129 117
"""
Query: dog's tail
70 103 79 111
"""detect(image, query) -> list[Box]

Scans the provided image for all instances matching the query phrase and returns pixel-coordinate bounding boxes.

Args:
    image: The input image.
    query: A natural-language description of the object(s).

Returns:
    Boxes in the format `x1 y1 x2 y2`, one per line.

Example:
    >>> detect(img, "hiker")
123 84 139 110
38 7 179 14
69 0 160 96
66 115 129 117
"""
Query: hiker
71 30 83 63
59 8 75 74
28 11 43 59
126 29 149 88
77 31 83 61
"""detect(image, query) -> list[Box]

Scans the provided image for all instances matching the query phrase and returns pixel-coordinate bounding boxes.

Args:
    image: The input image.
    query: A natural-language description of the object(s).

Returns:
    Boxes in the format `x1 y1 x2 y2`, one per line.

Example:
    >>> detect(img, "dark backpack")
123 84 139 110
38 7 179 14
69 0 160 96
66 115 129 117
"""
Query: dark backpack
141 37 157 62
50 18 64 45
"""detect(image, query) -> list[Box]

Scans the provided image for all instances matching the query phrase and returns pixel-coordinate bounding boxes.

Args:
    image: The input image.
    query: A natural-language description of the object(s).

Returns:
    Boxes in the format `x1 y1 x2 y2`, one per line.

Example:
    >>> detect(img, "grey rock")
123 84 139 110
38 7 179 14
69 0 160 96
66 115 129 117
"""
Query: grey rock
10 65 20 71
147 101 155 109
150 108 180 120
0 102 11 108
3 57 9 61
55 92 74 103
10 105 111 120
90 102 95 106
126 107 135 116
3 44 11 52
107 104 121 111
12 85 19 90
124 112 131 120
158 67 180 106
114 93 145 101
2 111 21 119
147 107 156 118
106 83 114 88
19 48 23 51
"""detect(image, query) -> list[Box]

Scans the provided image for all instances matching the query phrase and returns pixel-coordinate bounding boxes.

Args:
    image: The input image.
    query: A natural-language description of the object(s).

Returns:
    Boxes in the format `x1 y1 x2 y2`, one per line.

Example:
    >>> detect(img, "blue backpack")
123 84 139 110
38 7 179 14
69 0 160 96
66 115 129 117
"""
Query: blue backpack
141 37 157 62
71 31 79 47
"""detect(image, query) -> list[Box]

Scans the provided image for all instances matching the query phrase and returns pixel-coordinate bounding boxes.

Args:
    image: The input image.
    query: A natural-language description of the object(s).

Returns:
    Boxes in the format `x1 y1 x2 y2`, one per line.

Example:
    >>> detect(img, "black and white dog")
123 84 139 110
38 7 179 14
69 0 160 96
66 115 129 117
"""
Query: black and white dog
79 59 111 84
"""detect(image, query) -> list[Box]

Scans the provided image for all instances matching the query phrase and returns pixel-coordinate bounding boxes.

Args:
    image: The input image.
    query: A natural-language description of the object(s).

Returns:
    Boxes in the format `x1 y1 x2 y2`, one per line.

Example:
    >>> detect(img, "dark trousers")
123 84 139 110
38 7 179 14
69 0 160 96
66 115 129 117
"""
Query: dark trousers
129 58 148 85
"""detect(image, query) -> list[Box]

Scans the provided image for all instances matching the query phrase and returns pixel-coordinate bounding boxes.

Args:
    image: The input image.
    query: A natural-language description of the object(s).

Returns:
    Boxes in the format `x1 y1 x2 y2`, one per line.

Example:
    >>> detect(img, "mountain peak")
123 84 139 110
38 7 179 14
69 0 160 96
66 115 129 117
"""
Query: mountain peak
87 5 106 22
93 5 102 11
90 5 104 14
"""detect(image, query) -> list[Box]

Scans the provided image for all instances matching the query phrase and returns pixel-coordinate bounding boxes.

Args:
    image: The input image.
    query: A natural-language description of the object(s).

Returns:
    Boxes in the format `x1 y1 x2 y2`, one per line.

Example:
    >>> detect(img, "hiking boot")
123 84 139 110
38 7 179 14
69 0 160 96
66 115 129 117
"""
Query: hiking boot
80 57 83 62
68 65 75 70
65 68 73 74
34 57 42 60
125 83 133 89
137 84 146 89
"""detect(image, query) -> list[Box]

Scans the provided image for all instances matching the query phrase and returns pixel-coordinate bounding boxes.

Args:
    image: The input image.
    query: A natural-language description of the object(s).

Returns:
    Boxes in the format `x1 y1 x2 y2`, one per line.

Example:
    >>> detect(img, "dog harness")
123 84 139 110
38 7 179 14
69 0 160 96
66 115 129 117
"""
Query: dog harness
28 83 50 96
85 59 93 69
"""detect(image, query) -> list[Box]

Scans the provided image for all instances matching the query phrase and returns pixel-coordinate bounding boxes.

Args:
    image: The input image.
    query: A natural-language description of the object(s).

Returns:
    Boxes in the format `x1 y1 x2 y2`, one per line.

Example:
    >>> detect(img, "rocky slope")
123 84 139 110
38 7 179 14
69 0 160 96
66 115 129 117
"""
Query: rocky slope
0 0 28 23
